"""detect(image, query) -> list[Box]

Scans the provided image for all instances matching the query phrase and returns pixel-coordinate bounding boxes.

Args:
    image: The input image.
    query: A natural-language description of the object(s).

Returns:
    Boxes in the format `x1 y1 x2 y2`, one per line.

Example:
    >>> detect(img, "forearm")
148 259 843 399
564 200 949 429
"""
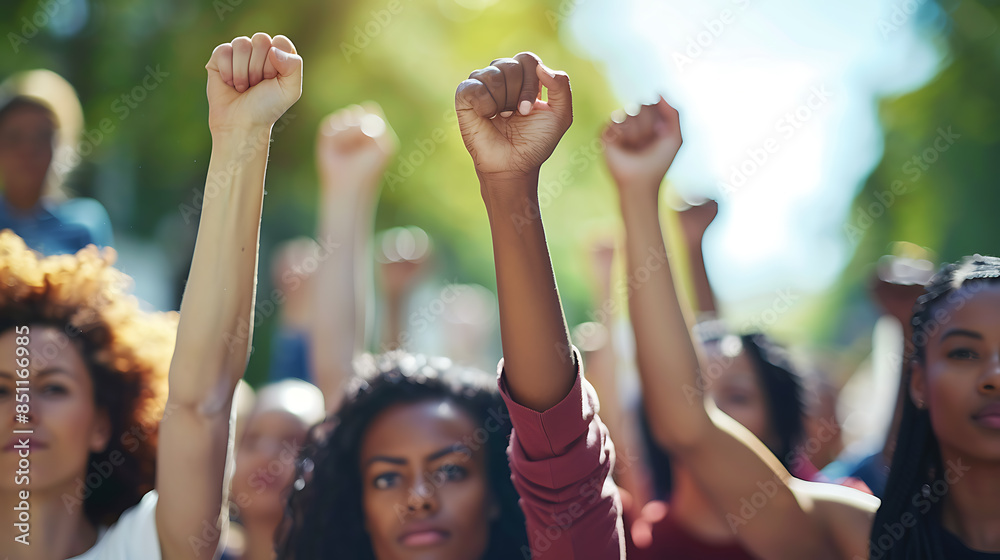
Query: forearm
618 188 711 448
169 128 269 413
311 180 377 409
687 238 717 314
483 174 573 412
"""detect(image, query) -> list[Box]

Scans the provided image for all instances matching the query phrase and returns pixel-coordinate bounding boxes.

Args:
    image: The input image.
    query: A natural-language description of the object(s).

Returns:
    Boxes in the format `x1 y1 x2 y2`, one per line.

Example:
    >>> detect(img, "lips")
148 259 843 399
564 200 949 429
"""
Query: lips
973 402 1000 430
2 438 46 453
398 523 450 547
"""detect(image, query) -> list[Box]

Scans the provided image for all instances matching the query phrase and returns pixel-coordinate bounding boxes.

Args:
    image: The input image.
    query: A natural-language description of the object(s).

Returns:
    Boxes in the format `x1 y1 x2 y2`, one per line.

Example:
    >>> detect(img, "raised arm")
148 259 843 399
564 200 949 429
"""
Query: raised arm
455 52 575 410
156 33 301 560
678 199 719 315
605 100 875 560
309 104 396 412
457 53 623 559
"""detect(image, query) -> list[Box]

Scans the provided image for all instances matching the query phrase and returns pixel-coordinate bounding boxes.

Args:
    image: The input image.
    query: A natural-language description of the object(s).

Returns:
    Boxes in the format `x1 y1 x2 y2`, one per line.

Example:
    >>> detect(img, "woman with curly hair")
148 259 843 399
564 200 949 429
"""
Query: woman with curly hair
279 52 624 559
0 31 302 559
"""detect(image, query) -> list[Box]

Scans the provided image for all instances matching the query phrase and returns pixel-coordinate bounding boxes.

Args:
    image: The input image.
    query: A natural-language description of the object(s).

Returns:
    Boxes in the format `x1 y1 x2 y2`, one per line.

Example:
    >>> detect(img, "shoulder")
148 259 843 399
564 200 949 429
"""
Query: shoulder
791 478 879 557
70 491 161 560
54 197 114 247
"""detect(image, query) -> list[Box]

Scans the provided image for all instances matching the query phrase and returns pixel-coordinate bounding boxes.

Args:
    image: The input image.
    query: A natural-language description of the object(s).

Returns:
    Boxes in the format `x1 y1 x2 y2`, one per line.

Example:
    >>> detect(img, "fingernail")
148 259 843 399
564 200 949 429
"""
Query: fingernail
500 111 513 118
519 100 531 116
539 63 556 78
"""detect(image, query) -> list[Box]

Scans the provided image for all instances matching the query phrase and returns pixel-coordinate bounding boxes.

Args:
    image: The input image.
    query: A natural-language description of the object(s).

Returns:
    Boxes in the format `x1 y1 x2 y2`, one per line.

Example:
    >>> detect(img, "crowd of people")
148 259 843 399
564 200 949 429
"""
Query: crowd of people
0 31 998 560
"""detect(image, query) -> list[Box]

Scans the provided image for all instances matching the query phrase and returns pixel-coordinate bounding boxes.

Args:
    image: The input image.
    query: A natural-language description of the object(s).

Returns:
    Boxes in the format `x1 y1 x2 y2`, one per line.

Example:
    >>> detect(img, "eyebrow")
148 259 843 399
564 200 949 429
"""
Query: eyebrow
0 368 70 380
364 443 473 468
940 328 984 342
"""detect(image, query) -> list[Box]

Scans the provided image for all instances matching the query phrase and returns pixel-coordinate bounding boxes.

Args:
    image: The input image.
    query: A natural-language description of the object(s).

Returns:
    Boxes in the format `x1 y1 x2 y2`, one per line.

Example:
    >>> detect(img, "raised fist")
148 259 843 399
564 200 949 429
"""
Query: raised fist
205 33 302 132
678 199 718 247
455 52 572 182
602 98 682 192
316 102 398 188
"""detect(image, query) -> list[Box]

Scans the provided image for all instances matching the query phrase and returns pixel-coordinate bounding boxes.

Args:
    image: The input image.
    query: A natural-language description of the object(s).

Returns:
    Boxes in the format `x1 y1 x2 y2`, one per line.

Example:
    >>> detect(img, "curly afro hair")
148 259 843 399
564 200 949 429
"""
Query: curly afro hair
0 230 177 527
277 351 529 560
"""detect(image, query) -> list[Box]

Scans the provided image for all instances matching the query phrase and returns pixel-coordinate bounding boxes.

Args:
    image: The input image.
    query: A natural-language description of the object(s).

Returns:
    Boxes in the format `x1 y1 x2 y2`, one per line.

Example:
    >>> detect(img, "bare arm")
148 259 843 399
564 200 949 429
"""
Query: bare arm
156 33 301 560
605 100 874 560
309 104 396 412
456 52 575 411
678 200 719 315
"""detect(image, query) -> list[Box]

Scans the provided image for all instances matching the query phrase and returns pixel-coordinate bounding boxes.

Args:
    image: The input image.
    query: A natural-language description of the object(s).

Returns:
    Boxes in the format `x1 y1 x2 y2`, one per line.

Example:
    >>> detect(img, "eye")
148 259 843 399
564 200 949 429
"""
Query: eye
0 386 10 398
947 348 978 360
433 464 467 484
41 384 68 396
373 472 401 490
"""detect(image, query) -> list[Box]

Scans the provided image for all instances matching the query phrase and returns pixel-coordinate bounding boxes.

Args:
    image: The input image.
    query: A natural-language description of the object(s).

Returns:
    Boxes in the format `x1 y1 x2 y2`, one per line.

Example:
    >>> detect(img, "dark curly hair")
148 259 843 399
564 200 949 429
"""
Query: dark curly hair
277 351 528 559
870 254 1000 559
0 230 176 527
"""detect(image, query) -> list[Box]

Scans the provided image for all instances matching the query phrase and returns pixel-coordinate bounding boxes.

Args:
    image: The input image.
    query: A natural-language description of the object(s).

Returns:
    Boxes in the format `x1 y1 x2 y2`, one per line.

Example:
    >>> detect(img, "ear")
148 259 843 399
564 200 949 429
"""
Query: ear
89 408 112 454
910 360 928 410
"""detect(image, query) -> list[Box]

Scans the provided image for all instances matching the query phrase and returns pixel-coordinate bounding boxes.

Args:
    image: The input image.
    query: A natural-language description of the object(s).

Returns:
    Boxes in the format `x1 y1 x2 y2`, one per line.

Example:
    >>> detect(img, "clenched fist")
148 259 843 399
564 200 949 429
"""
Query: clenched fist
316 103 398 189
206 33 302 133
602 98 682 192
455 52 573 184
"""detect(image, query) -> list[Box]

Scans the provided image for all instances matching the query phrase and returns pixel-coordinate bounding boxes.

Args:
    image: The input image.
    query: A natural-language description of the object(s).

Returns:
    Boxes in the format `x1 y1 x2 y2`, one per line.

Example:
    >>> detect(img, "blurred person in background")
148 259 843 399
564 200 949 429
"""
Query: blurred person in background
225 380 324 560
605 98 879 559
825 248 934 498
267 236 322 384
0 70 113 255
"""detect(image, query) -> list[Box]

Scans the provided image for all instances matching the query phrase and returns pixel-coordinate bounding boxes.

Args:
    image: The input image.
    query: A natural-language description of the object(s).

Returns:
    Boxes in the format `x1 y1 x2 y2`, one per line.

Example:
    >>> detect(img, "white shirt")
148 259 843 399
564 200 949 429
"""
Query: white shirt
69 491 161 560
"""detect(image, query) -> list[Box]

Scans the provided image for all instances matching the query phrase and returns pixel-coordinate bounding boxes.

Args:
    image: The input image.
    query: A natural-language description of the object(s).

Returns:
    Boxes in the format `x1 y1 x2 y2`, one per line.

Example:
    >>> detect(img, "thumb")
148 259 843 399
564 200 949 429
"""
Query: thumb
536 62 572 123
269 47 303 88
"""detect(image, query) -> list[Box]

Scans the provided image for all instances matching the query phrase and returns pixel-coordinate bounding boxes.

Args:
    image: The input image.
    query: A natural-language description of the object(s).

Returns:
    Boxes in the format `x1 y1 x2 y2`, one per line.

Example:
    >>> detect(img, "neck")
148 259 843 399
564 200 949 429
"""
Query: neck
1 483 99 560
240 516 279 560
669 464 740 543
939 448 1000 552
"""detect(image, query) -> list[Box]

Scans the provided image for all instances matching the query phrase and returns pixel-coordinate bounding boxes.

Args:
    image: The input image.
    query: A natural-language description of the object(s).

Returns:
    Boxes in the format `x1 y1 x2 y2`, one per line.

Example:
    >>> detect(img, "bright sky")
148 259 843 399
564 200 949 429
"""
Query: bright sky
565 0 944 303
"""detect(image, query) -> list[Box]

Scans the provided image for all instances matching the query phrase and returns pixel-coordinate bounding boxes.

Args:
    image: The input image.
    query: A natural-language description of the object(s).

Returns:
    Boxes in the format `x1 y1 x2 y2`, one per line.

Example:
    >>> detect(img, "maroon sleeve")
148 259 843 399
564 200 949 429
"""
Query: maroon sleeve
497 348 625 559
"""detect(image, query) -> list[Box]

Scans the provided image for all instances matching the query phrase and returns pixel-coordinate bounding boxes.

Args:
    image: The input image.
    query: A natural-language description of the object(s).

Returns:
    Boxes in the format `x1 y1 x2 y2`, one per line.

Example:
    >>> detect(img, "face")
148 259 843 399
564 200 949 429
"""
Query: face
0 326 110 494
360 399 497 560
911 283 1000 463
231 409 309 524
702 340 778 451
0 105 55 206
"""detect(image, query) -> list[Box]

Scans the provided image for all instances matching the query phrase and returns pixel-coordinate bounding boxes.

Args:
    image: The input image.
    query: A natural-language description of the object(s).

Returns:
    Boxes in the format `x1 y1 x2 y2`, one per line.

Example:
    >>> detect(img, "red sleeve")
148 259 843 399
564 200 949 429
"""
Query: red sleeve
497 348 625 559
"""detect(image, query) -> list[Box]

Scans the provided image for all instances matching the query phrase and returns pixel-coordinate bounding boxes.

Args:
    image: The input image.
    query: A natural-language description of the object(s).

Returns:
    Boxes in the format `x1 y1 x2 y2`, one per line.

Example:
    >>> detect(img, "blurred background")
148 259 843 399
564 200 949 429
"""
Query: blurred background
1 0 998 389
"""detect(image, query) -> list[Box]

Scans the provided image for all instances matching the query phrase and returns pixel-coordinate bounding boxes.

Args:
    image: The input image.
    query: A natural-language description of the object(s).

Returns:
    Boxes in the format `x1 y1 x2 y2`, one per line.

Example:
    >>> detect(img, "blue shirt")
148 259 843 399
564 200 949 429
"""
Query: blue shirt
0 196 113 255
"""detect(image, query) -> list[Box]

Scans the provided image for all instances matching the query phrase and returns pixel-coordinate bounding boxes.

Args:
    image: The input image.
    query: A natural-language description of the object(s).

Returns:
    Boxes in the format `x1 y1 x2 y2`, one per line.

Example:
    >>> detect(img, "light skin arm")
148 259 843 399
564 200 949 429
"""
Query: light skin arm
156 33 302 560
309 104 397 413
605 100 875 560
455 52 575 411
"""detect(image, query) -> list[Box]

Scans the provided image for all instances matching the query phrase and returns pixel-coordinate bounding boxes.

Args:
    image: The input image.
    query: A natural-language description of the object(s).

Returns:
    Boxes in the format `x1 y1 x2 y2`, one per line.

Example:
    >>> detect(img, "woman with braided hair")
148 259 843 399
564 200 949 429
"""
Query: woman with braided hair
869 255 1000 559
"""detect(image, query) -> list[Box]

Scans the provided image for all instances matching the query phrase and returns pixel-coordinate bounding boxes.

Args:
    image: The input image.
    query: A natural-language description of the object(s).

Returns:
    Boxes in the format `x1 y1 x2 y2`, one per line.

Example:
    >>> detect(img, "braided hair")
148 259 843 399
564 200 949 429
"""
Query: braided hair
869 255 1000 559
276 351 528 559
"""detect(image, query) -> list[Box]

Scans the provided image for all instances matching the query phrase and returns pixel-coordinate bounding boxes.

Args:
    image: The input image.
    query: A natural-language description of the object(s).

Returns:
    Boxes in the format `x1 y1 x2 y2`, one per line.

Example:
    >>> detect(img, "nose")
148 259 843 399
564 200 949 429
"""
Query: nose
980 353 1000 394
406 473 439 515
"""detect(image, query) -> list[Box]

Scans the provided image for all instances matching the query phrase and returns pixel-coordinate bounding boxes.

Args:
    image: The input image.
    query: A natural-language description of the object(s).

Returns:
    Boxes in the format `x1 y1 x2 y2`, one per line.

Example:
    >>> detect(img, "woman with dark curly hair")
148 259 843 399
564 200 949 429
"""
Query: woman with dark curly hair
0 31 302 560
279 52 624 560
